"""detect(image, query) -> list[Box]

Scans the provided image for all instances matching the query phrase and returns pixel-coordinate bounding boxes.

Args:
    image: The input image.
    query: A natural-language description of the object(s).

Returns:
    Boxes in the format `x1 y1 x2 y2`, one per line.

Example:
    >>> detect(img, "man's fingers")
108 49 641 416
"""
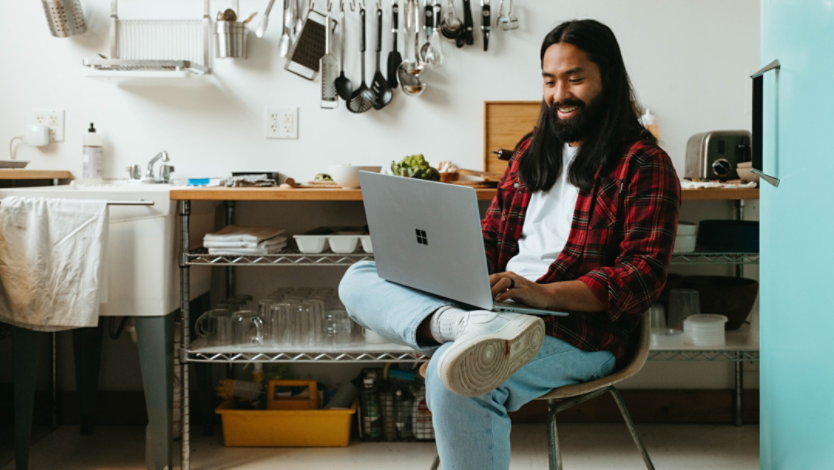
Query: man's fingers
491 277 514 298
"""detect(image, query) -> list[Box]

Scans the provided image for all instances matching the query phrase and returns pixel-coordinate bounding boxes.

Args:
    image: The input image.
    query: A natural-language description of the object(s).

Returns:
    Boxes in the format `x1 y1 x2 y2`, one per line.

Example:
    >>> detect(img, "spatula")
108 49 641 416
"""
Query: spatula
371 7 393 109
347 7 376 113
386 1 402 88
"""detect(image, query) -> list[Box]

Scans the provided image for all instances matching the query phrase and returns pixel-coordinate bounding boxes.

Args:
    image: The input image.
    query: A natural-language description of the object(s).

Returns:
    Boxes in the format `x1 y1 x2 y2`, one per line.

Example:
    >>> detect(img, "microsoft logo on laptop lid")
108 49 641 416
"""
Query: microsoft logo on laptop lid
416 229 428 245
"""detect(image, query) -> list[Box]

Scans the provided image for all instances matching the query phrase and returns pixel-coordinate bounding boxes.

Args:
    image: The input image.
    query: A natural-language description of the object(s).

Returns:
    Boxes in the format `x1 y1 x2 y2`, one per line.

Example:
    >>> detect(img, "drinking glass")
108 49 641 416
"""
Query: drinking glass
324 310 353 346
302 300 325 346
232 310 264 346
668 289 701 330
268 302 294 345
195 308 235 346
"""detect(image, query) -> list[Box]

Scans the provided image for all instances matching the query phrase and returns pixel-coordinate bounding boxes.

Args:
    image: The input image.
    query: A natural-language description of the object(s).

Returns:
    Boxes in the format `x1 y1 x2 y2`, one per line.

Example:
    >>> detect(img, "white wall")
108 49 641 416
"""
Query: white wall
0 0 760 391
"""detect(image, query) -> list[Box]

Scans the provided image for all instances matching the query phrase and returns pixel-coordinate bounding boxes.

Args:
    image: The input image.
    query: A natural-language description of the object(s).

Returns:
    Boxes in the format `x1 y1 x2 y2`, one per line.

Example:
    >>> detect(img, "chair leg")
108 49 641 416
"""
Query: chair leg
609 387 655 470
12 327 40 470
547 399 562 470
429 454 440 470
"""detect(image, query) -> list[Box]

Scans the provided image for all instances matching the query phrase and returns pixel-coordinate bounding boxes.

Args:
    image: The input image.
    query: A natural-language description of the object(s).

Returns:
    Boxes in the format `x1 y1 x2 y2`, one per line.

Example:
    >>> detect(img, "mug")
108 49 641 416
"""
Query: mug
233 310 264 346
195 309 235 346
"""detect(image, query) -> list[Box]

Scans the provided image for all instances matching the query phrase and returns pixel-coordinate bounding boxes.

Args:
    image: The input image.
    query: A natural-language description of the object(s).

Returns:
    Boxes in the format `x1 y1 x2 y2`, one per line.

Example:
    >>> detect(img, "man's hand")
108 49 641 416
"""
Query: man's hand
490 272 555 310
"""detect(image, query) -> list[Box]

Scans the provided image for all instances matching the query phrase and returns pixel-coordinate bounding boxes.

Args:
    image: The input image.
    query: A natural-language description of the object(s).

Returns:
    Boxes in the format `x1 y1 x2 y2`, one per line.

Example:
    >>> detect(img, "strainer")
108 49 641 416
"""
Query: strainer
42 0 87 37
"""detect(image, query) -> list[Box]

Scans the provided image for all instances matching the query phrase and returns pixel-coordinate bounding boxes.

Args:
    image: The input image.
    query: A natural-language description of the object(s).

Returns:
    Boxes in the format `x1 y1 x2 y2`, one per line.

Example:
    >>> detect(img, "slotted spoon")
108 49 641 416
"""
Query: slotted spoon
347 7 376 113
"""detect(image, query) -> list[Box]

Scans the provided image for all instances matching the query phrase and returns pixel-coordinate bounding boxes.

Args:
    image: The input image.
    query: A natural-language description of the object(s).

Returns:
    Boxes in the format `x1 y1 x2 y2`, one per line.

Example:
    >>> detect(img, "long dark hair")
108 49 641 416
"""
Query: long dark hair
519 19 654 191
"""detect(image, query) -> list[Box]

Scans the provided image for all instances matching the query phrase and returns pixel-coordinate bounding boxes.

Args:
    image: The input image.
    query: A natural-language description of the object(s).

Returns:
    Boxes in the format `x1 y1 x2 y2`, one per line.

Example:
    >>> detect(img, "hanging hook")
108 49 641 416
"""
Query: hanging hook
327 0 334 12
376 0 382 11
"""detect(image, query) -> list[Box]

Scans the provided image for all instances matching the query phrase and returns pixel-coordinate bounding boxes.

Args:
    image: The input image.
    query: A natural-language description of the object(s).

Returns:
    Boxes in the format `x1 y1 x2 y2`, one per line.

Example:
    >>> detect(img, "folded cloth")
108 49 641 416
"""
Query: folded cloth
204 225 285 244
0 197 109 332
680 179 758 190
208 242 287 255
204 236 287 249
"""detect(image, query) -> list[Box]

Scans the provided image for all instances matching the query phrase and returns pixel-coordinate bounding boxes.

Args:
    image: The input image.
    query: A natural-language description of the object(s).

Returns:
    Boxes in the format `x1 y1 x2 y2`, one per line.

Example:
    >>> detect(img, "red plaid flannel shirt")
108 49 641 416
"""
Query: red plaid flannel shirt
482 136 681 363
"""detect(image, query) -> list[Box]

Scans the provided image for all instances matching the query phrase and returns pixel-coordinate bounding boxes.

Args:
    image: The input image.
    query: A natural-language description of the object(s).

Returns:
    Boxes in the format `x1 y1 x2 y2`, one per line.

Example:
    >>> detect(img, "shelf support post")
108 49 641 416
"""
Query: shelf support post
179 200 191 470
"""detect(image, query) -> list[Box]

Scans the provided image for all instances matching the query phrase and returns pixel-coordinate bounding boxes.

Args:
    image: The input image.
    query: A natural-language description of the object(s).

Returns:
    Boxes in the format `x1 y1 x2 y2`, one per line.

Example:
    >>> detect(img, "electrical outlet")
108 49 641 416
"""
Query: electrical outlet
265 107 298 139
30 109 65 142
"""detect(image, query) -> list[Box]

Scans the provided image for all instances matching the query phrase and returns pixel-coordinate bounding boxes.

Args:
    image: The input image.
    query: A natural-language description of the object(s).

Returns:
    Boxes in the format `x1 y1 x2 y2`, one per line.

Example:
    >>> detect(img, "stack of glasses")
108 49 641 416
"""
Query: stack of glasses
195 288 358 348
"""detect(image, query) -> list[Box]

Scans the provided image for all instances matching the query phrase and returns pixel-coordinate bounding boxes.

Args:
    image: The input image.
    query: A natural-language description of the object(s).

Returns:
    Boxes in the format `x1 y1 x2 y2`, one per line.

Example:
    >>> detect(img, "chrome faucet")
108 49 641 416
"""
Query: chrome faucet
136 150 175 183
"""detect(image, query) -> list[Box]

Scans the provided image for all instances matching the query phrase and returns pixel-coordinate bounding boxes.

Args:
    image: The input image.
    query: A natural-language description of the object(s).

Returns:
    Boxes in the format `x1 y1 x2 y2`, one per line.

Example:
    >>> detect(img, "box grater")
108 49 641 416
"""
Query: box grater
285 10 327 80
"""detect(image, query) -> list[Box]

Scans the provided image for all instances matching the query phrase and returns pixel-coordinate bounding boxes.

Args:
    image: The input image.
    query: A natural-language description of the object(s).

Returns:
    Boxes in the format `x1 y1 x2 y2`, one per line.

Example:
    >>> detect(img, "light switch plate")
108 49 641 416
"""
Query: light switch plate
30 108 65 142
265 107 298 139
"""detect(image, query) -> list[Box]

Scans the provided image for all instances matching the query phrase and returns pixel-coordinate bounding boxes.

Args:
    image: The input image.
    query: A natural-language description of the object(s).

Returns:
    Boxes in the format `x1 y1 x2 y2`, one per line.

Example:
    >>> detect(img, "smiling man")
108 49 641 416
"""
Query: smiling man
340 19 680 470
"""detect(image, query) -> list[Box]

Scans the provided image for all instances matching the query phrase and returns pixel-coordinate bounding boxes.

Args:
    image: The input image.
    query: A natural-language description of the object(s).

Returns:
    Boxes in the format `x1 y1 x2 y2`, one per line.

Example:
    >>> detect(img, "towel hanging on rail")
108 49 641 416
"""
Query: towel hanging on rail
0 197 110 331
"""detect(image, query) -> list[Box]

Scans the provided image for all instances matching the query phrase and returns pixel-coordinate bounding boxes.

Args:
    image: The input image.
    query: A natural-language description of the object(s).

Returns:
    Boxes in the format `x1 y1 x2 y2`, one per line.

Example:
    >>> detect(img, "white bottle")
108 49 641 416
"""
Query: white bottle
82 123 103 184
640 109 659 140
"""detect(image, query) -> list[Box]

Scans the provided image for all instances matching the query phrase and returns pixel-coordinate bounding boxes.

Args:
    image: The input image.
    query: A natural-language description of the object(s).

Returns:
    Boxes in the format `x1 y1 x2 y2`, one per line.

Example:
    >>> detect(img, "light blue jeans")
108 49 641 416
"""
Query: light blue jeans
339 261 616 470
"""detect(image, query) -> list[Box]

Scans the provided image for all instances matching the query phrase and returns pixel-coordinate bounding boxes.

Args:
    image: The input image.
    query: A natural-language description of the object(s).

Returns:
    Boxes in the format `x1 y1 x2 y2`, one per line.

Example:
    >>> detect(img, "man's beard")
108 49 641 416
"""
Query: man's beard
549 95 604 143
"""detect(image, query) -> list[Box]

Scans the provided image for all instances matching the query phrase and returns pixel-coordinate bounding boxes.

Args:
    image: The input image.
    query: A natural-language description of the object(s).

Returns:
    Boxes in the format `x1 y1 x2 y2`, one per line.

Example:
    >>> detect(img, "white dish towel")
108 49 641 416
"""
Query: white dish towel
0 197 108 332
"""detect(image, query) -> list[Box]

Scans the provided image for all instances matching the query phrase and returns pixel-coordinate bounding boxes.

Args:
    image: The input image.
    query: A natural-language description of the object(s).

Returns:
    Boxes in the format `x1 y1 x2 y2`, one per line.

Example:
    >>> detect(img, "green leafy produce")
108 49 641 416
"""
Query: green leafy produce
391 154 440 181
314 173 333 181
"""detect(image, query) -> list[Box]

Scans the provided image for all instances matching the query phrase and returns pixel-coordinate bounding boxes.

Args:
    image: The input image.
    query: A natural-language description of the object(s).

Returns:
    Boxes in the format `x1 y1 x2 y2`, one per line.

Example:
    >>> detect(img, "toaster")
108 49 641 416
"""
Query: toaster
684 130 752 181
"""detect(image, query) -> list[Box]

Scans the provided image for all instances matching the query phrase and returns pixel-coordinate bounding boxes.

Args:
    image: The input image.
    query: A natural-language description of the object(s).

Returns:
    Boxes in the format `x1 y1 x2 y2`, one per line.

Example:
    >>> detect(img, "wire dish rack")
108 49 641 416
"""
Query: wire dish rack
83 0 211 81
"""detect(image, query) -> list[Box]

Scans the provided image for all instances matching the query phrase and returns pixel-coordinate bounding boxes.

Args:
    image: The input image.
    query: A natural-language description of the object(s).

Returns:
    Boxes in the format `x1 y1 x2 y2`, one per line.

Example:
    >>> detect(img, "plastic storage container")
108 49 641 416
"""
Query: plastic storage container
215 399 356 447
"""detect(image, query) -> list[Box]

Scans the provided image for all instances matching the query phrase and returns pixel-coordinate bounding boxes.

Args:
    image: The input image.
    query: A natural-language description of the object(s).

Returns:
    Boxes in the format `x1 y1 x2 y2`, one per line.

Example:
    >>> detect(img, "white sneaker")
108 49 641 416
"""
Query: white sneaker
434 311 545 397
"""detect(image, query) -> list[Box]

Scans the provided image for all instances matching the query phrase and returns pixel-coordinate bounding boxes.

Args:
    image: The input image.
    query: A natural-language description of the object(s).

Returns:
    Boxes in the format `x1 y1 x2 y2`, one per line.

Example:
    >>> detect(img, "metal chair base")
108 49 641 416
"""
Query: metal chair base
547 386 655 470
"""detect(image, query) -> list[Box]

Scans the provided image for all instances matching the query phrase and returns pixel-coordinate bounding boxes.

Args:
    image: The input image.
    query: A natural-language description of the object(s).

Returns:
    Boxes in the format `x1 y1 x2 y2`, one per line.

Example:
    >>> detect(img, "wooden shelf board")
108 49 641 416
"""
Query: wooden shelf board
171 187 757 202
0 170 73 180
170 187 499 202
681 188 759 201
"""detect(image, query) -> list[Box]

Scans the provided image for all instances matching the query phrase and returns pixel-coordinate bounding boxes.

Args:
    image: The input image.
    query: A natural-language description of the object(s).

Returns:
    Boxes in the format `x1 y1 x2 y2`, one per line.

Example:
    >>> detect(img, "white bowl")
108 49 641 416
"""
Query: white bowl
328 165 382 189
360 235 373 253
294 235 329 253
673 234 697 253
328 235 360 253
677 221 698 236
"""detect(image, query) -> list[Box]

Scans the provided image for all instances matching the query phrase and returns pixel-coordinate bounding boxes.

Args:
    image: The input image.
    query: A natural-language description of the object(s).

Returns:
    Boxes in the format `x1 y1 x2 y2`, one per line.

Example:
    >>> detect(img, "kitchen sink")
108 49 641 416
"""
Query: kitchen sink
0 180 215 317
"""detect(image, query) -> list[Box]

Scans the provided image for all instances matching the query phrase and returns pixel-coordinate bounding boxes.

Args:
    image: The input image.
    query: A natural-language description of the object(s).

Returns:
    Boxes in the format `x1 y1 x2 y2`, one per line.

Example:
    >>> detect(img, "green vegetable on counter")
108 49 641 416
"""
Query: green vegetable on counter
314 173 333 181
391 154 440 181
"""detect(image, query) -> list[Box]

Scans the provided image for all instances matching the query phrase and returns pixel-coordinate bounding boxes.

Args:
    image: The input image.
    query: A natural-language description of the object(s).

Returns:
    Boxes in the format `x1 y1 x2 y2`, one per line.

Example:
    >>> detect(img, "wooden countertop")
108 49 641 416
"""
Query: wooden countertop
0 170 73 180
170 186 759 202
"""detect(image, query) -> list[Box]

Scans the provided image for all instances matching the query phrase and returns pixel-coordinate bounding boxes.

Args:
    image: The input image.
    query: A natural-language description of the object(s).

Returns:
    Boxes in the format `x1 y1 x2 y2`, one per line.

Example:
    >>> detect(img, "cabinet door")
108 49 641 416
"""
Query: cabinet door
760 1 834 468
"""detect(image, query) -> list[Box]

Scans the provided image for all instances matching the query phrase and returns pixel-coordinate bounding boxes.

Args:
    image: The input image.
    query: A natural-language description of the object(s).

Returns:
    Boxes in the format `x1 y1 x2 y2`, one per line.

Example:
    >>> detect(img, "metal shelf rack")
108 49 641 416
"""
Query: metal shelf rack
175 196 760 469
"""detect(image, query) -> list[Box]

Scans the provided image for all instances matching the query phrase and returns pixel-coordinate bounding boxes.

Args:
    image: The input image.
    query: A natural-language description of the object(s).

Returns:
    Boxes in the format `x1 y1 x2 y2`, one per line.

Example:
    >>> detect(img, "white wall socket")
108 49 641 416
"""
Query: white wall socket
30 109 65 142
265 107 298 139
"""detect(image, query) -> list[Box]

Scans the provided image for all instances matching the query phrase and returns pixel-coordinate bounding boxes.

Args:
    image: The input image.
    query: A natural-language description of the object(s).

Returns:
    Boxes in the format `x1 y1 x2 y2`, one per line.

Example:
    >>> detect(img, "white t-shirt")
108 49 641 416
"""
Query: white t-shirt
505 143 580 282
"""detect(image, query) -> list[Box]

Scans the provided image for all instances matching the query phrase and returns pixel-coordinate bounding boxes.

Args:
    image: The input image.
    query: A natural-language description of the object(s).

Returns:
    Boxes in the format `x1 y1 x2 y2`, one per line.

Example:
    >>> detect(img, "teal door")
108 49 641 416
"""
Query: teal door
760 1 834 468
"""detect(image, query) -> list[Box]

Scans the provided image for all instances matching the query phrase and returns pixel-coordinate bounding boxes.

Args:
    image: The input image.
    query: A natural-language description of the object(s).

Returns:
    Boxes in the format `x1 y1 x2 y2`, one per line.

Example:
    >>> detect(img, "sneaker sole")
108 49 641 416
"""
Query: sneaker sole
436 315 545 397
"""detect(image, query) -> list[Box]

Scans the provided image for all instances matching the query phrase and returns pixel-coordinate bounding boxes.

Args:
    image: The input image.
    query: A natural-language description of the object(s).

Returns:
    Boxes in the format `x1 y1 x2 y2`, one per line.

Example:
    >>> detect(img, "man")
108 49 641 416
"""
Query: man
340 19 680 470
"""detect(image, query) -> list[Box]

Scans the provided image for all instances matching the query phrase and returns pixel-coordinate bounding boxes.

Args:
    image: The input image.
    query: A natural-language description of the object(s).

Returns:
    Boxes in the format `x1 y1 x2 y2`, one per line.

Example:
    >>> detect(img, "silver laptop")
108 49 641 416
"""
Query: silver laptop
359 171 568 317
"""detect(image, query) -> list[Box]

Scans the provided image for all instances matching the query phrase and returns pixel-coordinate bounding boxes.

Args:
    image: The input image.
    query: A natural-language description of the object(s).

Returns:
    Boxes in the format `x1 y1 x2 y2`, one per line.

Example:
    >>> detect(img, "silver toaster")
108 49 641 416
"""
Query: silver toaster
684 130 752 181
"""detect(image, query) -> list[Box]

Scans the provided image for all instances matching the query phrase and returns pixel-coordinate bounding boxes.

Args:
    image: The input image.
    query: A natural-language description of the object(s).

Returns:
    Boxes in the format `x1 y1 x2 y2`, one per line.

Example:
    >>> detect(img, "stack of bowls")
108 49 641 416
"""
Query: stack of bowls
674 221 698 253
683 314 728 346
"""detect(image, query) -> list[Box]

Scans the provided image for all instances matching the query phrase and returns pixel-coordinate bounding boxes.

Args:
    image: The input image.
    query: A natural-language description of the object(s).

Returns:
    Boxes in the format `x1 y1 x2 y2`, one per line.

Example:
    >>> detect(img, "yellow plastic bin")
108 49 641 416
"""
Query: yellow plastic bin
215 399 357 447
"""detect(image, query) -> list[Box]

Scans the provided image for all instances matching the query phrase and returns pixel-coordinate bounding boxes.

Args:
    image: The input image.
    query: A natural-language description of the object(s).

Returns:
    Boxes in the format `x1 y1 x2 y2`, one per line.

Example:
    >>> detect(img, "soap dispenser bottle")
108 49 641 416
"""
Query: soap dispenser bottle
82 123 103 184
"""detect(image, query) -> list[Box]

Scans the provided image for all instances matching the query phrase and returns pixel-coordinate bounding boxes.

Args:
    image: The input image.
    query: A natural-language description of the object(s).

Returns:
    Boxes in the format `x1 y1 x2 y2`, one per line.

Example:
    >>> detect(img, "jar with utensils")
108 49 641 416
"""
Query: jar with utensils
232 310 264 346
683 314 728 347
215 18 250 58
195 309 235 346
668 288 701 330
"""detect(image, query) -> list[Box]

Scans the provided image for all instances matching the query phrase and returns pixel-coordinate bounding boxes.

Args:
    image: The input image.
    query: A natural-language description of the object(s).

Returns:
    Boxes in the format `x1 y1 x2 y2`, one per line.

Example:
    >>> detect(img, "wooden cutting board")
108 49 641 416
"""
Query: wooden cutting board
483 101 541 174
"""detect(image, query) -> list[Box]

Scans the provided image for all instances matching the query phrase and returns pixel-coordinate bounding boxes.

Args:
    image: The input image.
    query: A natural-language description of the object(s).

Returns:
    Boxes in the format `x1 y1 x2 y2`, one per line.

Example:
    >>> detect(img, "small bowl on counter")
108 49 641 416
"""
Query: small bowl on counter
328 165 382 189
